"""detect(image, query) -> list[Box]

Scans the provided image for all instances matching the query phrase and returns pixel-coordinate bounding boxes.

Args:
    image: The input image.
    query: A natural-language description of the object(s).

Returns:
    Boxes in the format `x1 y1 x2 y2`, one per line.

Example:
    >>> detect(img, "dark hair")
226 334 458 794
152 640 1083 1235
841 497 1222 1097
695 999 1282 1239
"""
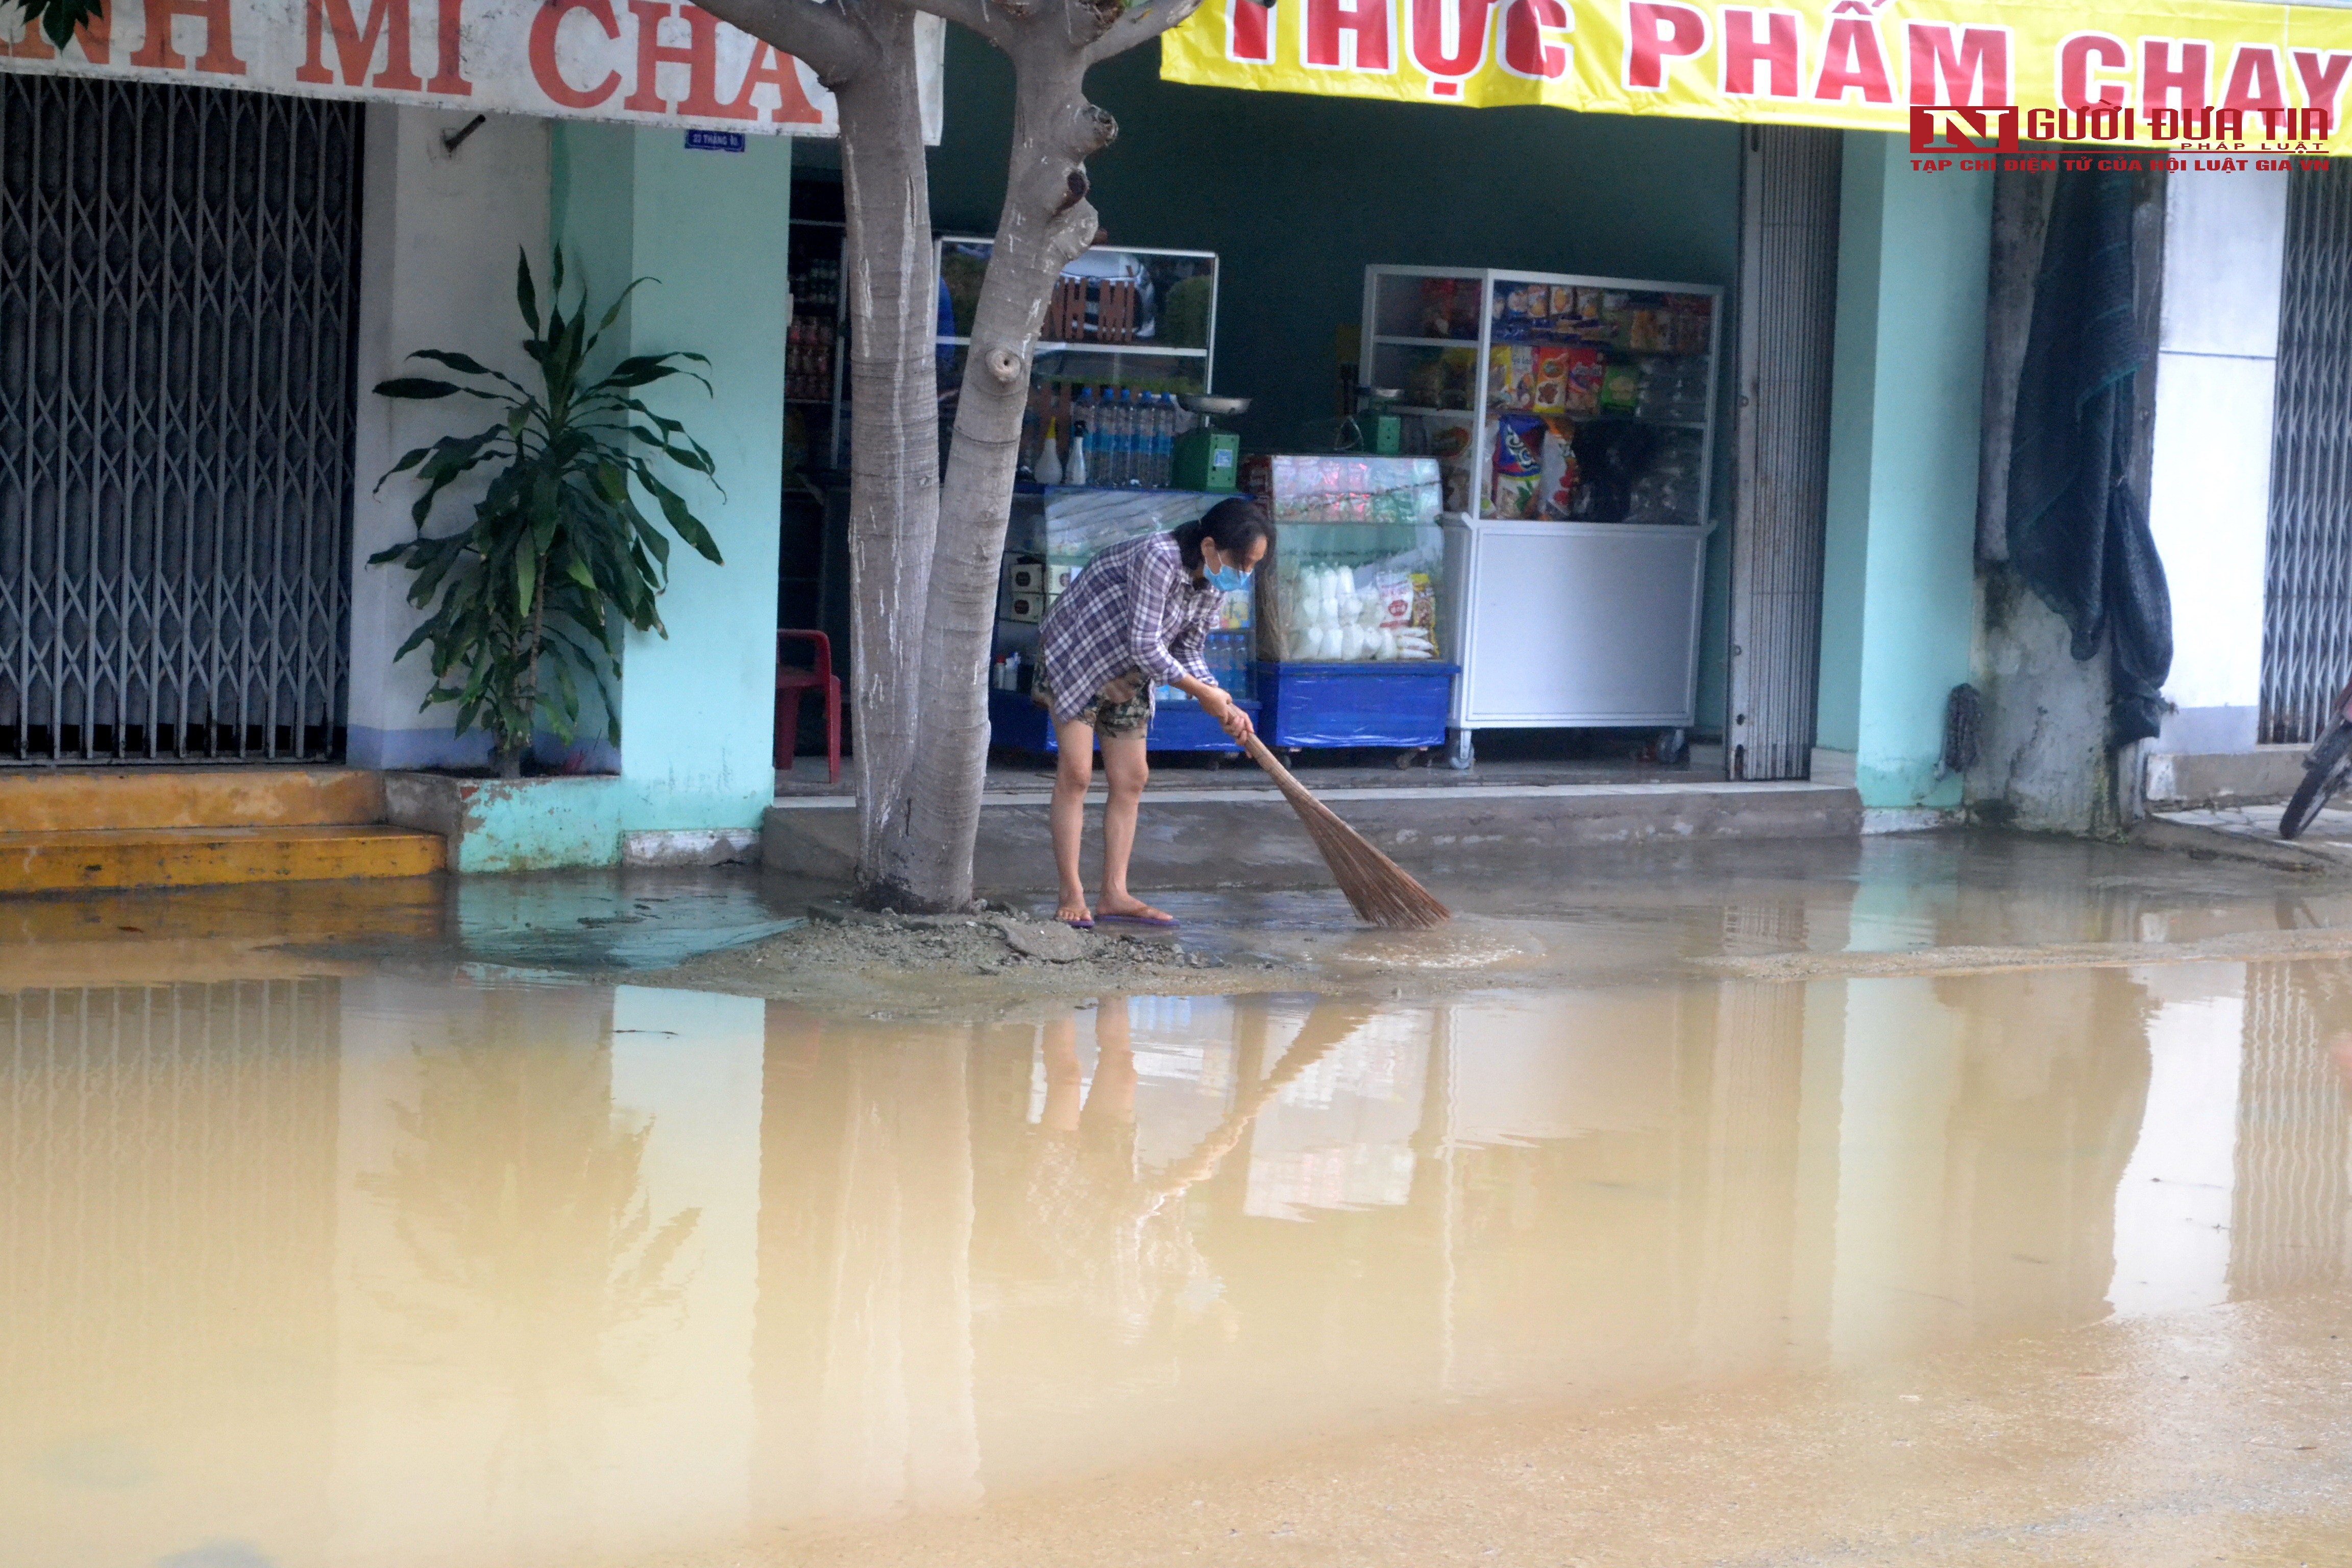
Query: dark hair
1175 496 1269 570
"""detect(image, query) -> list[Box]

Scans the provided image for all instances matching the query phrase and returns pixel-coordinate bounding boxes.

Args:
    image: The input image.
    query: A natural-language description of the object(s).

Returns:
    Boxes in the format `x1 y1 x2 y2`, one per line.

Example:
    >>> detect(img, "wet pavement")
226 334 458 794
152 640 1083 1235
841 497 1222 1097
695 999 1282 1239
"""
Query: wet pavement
3 831 2350 1567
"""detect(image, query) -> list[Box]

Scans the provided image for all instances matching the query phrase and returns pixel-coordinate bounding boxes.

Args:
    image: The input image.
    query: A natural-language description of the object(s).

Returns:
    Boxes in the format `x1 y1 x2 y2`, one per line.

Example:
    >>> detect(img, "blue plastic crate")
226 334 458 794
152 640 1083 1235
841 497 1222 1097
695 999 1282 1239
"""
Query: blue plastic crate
988 688 1259 754
1255 660 1460 749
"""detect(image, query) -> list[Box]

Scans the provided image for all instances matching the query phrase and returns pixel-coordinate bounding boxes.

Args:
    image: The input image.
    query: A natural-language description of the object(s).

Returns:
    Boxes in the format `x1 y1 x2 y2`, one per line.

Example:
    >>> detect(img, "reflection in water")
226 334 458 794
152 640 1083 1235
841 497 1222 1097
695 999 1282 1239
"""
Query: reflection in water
3 954 2350 1567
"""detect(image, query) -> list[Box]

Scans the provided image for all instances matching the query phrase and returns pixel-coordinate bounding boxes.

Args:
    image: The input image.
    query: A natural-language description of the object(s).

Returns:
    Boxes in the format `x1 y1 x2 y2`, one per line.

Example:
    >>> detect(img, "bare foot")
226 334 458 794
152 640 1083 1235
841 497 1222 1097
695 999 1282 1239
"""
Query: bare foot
1096 896 1175 924
1056 898 1094 926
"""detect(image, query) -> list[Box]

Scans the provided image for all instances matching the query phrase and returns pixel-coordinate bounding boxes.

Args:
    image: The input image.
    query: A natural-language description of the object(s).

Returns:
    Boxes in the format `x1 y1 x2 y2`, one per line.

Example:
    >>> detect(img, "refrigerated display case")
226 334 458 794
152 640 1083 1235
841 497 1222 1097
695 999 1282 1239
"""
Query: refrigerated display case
1250 455 1459 752
987 486 1258 754
1360 265 1721 761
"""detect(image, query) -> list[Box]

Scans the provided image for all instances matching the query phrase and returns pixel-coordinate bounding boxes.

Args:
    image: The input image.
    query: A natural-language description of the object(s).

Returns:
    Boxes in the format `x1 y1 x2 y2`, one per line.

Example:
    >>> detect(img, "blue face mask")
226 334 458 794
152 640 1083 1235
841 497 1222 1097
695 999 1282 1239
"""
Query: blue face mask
1207 565 1252 593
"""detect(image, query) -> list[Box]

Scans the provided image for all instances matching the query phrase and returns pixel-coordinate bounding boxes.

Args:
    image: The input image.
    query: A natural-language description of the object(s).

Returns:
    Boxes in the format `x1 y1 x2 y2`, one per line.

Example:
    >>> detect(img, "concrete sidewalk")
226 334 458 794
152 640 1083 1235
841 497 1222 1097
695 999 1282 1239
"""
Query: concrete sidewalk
763 776 1864 889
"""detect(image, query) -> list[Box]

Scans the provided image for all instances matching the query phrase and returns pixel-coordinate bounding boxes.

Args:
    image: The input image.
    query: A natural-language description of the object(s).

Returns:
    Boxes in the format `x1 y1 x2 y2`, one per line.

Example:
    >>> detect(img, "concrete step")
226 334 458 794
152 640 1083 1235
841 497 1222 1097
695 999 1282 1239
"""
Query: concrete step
0 823 447 894
0 768 388 832
763 780 1864 889
2142 747 2308 809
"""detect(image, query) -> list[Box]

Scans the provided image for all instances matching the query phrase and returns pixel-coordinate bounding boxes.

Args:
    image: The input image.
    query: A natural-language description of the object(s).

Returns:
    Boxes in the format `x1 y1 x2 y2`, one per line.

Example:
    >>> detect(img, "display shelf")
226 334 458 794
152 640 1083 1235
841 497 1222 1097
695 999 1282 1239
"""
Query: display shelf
940 336 1209 358
1363 263 1722 741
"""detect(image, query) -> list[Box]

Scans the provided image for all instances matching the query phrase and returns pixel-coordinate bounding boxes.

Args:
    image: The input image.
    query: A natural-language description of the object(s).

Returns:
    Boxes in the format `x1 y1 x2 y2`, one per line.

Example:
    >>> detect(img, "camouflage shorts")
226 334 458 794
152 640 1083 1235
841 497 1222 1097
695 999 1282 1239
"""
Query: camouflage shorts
1032 659 1153 739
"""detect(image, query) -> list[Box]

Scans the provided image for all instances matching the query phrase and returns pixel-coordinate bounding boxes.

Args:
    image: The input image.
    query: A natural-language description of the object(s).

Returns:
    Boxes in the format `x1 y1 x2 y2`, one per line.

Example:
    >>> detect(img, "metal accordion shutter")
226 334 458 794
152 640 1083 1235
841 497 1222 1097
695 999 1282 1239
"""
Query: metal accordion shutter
2259 158 2352 746
0 76 362 763
1725 126 1842 782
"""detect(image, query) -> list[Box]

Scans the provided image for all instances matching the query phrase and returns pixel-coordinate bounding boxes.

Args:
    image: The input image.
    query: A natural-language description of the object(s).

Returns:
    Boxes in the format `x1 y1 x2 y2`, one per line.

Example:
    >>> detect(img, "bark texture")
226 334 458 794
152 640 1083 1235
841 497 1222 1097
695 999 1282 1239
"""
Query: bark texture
684 0 1203 913
866 0 1205 911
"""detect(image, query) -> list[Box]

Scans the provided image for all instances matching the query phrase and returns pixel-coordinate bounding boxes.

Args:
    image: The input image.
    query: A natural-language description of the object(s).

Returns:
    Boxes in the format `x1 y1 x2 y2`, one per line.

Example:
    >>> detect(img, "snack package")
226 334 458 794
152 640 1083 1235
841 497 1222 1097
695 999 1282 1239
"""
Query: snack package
1418 277 1458 338
1538 417 1580 520
1531 347 1570 414
1549 284 1575 321
1489 412 1544 520
1487 345 1535 410
1670 295 1712 354
1564 347 1605 416
1574 288 1604 336
1425 411 1480 514
1600 362 1643 415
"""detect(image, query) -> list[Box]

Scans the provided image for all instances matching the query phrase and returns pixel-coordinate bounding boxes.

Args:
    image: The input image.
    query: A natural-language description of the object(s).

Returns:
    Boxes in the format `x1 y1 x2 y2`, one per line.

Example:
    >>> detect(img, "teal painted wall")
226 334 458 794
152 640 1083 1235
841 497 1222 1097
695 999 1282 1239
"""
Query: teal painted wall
1817 133 1989 811
924 36 1744 731
554 125 793 840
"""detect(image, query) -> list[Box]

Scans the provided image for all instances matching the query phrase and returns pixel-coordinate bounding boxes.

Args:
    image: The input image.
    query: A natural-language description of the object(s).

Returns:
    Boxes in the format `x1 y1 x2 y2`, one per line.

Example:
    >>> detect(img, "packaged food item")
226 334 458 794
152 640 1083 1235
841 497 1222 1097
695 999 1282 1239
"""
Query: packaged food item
1574 288 1604 335
1531 346 1570 414
1600 362 1643 414
1487 345 1535 410
1425 411 1480 514
1563 347 1605 416
1628 307 1666 352
1405 355 1447 410
1418 277 1459 338
1549 285 1575 321
1538 416 1580 519
1489 412 1544 520
1670 295 1712 354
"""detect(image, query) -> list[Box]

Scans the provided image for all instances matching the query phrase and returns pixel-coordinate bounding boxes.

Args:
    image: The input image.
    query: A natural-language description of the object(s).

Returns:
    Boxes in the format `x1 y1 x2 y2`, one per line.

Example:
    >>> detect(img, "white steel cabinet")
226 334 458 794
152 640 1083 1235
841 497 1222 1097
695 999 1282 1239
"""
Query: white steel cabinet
1361 264 1721 745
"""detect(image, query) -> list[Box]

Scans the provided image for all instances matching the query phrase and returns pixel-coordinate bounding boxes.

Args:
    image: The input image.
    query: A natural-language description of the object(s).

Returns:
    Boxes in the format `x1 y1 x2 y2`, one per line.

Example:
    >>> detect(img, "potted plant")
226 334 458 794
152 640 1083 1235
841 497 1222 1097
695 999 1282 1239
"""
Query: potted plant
371 249 723 780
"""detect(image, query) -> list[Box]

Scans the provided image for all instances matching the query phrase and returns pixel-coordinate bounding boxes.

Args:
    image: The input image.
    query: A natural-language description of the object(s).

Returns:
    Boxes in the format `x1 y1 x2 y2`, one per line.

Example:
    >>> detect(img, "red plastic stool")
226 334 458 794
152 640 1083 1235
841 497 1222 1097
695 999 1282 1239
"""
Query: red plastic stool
774 629 842 784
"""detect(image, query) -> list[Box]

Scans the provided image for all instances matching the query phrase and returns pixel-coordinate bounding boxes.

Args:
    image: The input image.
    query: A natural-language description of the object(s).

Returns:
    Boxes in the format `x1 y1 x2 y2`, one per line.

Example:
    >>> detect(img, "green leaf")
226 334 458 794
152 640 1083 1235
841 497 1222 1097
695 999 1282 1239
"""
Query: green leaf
516 250 541 337
375 377 463 400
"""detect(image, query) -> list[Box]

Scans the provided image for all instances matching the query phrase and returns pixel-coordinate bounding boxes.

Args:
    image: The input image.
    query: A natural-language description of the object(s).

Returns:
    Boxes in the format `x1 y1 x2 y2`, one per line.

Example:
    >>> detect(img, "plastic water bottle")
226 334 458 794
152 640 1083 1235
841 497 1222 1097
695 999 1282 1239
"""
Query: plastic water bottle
1070 389 1095 485
1111 388 1135 487
1151 395 1175 488
1035 418 1063 485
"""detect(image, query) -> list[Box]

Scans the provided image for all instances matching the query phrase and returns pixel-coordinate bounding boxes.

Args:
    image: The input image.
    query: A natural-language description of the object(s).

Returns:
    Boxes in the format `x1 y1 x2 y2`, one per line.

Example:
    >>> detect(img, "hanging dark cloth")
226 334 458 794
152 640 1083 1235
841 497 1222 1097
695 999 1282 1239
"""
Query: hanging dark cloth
2006 169 2172 746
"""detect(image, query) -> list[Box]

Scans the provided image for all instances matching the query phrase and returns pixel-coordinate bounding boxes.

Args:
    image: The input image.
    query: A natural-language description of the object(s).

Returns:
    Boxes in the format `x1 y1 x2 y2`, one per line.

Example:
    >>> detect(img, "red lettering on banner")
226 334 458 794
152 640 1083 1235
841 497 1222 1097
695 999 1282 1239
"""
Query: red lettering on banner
2140 37 2209 115
1908 105 2016 151
1409 0 1493 92
1906 23 2008 107
296 0 423 90
530 0 621 107
623 2 733 114
1303 0 1392 71
128 0 248 73
1623 2 1706 91
725 42 823 122
2220 45 2285 113
2058 33 2129 111
2292 50 2352 125
1721 9 1799 100
426 0 470 94
1228 0 1274 61
1811 15 1890 103
1498 0 1567 80
4 10 111 61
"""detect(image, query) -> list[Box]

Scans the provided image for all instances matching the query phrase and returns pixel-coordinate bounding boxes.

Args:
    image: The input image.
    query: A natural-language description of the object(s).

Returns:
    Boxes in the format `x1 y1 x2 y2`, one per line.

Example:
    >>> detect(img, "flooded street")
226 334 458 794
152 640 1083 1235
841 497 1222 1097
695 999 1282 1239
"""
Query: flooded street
3 835 2349 1566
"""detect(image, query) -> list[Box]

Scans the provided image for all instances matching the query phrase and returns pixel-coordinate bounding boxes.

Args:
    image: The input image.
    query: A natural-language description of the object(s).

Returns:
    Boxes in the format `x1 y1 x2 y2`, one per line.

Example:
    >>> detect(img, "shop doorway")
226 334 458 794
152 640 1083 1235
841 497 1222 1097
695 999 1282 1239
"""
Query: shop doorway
2259 157 2352 745
1724 126 1841 782
1 76 363 764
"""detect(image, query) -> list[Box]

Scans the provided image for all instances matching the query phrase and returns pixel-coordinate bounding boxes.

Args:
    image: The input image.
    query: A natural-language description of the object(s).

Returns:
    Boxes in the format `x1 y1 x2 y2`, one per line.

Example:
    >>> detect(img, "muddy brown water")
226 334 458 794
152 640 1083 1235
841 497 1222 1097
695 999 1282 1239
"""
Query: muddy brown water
4 834 2351 1565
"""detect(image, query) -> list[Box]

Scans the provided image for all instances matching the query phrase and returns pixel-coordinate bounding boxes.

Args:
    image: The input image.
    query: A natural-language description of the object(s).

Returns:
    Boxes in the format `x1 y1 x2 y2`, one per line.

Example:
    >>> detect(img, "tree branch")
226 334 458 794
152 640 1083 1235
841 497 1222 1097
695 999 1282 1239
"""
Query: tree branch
690 0 872 85
1081 0 1205 66
905 0 1017 51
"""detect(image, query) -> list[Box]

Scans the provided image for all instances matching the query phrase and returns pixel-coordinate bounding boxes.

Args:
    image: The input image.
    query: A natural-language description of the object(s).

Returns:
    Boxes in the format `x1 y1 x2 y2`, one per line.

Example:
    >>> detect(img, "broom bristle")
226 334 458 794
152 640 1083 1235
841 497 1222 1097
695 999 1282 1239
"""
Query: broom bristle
1243 738 1450 928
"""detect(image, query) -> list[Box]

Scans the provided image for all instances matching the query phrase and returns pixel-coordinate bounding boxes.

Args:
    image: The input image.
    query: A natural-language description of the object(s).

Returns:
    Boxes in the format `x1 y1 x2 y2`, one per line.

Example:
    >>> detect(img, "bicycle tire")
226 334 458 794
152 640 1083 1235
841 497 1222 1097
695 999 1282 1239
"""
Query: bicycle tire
2281 725 2352 839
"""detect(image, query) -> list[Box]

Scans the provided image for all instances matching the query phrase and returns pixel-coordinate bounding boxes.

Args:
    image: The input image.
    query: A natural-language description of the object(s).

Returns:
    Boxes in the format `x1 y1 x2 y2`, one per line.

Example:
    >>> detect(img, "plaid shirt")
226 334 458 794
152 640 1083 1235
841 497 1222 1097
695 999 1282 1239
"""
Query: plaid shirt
1038 531 1222 723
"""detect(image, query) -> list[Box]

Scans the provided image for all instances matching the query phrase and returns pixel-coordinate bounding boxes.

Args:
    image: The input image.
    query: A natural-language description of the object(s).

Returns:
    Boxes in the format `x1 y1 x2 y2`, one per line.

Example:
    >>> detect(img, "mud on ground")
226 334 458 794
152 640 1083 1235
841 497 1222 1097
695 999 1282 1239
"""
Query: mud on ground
656 901 1320 1016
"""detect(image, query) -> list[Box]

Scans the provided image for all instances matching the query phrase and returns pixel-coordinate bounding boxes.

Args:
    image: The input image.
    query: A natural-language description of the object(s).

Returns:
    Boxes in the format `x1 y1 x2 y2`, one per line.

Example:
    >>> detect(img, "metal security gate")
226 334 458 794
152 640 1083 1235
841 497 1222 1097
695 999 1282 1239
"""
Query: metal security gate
2259 159 2352 745
1725 126 1842 781
0 77 362 763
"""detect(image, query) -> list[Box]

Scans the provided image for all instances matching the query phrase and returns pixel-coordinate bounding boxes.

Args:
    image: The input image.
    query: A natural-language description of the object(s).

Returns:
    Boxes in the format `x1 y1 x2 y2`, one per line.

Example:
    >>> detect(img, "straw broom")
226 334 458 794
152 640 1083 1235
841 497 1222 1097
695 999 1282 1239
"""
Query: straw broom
1240 735 1450 928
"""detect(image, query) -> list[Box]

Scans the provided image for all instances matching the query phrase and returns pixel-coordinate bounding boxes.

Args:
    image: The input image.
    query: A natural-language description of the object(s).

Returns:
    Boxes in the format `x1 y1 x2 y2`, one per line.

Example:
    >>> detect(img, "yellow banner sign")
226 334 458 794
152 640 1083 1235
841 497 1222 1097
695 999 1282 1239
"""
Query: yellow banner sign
1161 0 2352 153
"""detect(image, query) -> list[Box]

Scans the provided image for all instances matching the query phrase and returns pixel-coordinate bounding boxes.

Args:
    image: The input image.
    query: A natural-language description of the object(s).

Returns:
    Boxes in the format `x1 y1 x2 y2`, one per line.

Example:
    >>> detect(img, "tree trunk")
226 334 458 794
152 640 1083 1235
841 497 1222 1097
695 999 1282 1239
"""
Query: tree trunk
832 16 944 904
867 59 1111 910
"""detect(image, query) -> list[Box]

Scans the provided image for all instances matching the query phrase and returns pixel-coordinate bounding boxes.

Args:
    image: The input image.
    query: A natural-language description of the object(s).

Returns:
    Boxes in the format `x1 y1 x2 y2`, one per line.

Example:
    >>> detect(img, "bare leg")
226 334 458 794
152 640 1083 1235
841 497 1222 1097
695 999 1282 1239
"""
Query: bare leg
1084 998 1138 1128
1050 718 1097 924
1041 1016 1085 1132
1096 734 1170 922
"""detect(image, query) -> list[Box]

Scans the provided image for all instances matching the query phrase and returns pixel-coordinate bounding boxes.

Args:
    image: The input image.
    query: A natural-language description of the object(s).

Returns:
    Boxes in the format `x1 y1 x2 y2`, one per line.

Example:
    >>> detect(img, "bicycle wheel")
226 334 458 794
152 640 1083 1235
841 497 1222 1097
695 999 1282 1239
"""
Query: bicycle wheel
2280 726 2352 839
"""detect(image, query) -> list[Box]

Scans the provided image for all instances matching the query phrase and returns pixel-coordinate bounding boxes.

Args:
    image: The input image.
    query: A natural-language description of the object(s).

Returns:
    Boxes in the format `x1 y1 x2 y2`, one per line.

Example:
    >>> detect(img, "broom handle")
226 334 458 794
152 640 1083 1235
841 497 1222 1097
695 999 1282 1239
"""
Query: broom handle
1240 733 1315 808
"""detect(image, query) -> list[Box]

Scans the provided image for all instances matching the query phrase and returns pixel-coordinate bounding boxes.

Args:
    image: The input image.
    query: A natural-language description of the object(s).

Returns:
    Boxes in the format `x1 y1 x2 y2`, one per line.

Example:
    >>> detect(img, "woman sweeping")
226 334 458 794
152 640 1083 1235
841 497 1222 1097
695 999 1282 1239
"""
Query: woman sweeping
1035 497 1268 929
